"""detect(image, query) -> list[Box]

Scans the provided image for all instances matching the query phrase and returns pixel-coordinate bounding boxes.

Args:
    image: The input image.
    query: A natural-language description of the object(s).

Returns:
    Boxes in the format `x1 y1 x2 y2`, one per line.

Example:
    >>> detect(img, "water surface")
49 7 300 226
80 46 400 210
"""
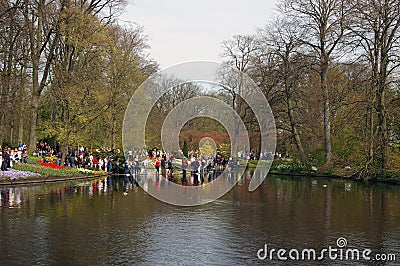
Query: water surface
1 175 399 265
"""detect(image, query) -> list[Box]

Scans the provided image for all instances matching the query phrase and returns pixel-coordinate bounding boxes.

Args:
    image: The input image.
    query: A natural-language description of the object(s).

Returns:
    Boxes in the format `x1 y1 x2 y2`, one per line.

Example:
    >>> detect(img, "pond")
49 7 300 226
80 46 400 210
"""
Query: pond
0 173 399 265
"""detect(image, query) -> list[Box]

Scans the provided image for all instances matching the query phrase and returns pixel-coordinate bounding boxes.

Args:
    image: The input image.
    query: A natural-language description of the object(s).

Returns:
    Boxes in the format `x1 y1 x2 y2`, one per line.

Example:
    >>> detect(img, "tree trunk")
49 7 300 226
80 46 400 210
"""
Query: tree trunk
321 58 332 165
366 83 374 163
0 37 12 146
28 93 40 153
18 112 24 144
10 114 14 146
61 110 70 165
26 0 59 154
111 112 117 150
375 37 390 171
26 0 42 154
61 131 70 166
0 107 5 146
288 97 305 158
375 80 388 171
283 52 305 161
232 72 244 158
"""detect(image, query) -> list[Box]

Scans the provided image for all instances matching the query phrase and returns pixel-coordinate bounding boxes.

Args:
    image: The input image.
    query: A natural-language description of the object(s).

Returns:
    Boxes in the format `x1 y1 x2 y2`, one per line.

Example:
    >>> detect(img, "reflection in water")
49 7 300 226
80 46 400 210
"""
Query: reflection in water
0 187 24 208
0 173 399 265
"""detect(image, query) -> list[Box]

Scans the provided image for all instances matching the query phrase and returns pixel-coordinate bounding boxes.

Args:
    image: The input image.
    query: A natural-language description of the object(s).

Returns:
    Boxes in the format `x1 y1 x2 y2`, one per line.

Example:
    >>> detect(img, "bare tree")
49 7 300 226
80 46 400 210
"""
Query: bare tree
220 35 260 154
349 0 400 173
283 0 352 165
0 0 32 146
257 17 309 160
24 0 62 153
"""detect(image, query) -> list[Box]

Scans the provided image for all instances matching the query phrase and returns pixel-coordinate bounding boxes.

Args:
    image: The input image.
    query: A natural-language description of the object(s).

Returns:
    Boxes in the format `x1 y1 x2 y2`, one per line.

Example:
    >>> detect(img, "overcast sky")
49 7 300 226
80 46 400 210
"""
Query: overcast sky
119 0 278 68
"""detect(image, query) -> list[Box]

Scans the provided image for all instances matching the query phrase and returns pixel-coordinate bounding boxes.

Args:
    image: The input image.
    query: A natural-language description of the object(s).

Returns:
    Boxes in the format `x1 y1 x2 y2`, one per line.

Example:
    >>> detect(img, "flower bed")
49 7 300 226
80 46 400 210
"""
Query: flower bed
77 168 96 174
14 164 83 177
12 163 107 177
39 160 64 169
0 169 41 180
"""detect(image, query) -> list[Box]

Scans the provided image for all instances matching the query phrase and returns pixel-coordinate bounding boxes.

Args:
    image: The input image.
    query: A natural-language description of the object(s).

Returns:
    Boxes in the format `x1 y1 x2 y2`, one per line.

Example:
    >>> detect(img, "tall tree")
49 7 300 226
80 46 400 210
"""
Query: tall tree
24 0 61 153
106 24 149 150
257 17 308 160
0 0 28 145
48 5 111 163
24 0 124 154
349 0 400 173
221 35 260 154
283 0 351 165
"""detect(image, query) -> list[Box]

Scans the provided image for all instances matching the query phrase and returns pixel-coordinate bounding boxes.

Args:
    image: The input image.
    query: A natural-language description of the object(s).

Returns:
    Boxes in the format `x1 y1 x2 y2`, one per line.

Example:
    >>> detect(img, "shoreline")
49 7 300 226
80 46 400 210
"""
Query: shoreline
268 171 400 185
1 169 399 187
0 173 108 187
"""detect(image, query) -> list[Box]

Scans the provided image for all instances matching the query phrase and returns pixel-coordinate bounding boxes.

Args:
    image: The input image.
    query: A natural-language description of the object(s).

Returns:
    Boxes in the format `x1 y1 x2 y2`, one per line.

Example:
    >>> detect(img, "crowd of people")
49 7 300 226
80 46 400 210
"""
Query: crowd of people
0 145 29 171
135 149 231 186
236 151 275 160
179 153 238 186
1 140 277 190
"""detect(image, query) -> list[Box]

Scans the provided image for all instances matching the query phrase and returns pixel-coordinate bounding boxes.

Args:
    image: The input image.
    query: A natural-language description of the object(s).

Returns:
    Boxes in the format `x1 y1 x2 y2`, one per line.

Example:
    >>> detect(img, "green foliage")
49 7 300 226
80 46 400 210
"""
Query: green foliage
247 160 269 167
332 125 364 167
307 147 326 167
218 143 231 159
27 157 42 165
270 158 307 173
389 153 400 172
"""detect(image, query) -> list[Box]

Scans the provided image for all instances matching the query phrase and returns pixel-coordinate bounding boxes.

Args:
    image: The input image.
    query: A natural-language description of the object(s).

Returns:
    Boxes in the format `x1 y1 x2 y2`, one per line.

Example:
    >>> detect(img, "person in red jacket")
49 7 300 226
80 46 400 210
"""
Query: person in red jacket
93 157 99 169
155 159 161 174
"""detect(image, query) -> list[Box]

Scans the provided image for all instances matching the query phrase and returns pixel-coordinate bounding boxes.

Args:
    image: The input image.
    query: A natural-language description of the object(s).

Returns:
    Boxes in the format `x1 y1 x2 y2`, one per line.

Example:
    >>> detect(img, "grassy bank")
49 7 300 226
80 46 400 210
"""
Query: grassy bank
0 156 106 184
12 163 100 177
